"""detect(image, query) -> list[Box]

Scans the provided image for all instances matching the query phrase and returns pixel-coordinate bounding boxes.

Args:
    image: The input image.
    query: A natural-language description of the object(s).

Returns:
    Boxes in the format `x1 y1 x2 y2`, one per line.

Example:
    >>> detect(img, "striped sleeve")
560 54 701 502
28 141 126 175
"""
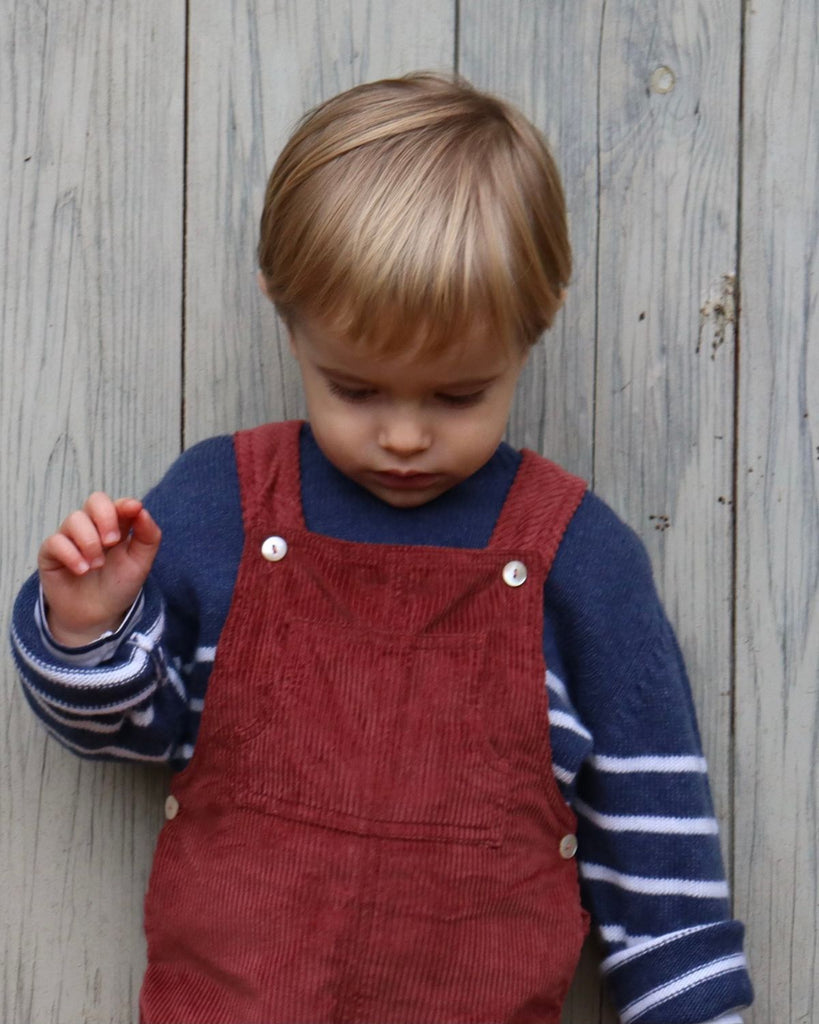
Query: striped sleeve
544 490 752 1022
9 435 242 771
572 623 751 1022
11 572 187 763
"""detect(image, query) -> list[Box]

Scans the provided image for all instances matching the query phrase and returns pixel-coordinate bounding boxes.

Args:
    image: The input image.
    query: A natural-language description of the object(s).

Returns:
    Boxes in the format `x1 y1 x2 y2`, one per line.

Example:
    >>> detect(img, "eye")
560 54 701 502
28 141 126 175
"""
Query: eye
436 390 486 407
327 380 377 402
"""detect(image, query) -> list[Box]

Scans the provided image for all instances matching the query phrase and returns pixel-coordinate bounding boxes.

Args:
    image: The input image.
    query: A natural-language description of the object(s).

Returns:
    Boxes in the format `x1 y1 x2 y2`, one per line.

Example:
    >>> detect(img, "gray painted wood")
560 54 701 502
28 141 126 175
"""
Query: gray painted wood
0 3 185 1023
1 1 816 1021
591 6 742 1017
735 3 819 1022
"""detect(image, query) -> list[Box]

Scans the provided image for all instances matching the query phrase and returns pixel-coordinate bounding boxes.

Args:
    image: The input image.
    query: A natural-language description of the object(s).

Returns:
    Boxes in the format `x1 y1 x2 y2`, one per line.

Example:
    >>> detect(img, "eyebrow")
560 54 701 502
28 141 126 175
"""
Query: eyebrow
316 367 377 387
316 366 501 390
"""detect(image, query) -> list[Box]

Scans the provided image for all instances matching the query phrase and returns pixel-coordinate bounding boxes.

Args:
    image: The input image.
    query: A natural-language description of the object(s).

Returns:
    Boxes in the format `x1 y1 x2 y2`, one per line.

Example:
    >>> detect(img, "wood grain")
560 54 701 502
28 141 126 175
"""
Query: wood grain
735 2 819 1021
0 2 184 1022
592 8 742 1012
183 0 456 446
593 0 740 817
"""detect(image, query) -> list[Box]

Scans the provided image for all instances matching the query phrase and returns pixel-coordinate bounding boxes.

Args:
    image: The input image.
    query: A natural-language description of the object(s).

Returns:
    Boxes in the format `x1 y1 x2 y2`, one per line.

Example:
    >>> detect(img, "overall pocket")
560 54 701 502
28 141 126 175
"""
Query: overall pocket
231 619 509 845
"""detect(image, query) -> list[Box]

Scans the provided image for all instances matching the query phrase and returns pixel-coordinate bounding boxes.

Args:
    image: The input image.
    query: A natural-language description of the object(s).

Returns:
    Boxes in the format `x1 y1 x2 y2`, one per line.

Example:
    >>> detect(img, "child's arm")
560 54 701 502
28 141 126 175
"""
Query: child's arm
544 491 752 1024
11 436 241 767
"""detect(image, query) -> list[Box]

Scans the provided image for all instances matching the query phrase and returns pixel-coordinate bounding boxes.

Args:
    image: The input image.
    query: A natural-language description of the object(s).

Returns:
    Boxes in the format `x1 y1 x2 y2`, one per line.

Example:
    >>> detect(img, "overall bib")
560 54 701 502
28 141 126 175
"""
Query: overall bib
141 421 588 1024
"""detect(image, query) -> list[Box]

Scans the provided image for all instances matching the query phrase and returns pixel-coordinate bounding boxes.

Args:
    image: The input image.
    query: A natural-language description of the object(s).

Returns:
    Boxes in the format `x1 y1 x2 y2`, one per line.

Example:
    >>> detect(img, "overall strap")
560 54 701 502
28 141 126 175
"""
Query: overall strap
232 420 306 534
489 450 586 577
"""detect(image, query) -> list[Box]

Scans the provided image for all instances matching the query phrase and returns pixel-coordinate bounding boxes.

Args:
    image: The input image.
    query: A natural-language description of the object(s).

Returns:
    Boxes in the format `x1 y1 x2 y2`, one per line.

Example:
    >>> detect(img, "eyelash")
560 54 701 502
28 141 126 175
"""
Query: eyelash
326 381 486 408
327 381 376 402
437 391 485 407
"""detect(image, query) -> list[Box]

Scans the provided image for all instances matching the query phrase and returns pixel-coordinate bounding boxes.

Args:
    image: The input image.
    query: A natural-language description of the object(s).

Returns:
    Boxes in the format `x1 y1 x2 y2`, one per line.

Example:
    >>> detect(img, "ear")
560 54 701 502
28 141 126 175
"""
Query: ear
257 270 272 301
286 321 301 361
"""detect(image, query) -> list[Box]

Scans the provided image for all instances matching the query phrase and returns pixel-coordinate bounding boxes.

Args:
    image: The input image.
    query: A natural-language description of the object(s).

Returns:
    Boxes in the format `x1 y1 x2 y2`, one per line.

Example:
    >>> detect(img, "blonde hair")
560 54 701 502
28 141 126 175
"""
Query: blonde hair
258 72 570 353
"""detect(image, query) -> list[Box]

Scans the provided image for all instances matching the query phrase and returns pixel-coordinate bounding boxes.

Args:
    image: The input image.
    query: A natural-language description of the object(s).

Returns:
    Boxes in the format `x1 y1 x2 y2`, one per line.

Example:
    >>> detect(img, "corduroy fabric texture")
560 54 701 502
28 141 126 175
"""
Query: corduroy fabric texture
140 420 589 1024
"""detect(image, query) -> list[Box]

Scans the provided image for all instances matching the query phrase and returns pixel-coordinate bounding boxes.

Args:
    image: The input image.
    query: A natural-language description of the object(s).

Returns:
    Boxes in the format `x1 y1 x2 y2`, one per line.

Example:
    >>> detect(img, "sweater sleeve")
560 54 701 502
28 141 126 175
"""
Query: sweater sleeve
544 491 753 1024
9 435 242 769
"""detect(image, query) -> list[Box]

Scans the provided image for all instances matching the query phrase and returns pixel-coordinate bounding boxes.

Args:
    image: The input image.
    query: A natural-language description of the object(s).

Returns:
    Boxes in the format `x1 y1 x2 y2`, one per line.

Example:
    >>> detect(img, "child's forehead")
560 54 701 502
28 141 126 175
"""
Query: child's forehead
294 309 524 370
292 307 525 367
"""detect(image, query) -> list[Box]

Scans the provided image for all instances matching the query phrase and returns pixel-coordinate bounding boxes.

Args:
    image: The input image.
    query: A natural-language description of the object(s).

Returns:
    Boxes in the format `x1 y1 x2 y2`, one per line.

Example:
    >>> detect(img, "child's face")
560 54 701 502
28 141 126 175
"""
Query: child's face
288 313 528 508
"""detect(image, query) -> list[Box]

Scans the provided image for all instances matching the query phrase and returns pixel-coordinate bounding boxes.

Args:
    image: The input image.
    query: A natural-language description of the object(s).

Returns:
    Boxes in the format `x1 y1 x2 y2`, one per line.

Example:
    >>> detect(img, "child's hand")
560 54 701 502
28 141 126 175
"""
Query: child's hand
37 493 162 647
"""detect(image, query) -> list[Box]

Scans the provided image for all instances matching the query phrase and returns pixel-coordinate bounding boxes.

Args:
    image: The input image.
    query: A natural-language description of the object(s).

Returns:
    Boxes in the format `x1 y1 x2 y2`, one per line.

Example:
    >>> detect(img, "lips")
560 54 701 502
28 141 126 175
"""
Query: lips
370 470 444 491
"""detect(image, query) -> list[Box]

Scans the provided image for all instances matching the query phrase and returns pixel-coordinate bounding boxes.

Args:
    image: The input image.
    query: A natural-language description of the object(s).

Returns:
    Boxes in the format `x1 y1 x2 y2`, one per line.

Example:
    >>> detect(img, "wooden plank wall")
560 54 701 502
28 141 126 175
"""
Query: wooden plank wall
1 2 815 1021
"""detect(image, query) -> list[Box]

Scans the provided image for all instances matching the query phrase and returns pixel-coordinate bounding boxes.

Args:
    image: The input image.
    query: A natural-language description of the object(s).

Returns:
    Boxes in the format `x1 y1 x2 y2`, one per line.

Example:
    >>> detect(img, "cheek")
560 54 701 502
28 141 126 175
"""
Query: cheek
449 413 507 468
310 405 371 466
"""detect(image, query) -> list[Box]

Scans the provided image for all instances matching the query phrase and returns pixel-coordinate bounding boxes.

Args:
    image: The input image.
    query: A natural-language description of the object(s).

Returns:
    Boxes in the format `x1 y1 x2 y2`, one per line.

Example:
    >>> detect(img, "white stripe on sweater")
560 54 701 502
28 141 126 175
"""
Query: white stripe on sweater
21 669 158 717
545 669 570 703
552 762 575 786
620 954 748 1023
575 798 719 835
598 924 655 947
581 862 729 899
14 613 165 690
548 709 592 741
603 923 725 970
45 726 172 763
590 753 708 773
129 704 155 727
27 686 125 733
165 662 187 702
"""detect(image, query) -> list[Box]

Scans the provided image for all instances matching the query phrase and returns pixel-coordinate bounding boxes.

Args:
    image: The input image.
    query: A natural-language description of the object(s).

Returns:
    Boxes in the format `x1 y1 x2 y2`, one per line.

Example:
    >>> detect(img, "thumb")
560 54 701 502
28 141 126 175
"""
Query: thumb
125 508 162 575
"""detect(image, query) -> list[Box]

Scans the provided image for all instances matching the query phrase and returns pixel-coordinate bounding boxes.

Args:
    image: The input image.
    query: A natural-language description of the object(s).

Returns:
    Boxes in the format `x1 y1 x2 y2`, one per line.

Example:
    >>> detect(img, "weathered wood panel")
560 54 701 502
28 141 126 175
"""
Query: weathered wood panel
594 0 740 823
184 0 456 446
0 3 185 1022
735 3 819 1022
592 6 741 1018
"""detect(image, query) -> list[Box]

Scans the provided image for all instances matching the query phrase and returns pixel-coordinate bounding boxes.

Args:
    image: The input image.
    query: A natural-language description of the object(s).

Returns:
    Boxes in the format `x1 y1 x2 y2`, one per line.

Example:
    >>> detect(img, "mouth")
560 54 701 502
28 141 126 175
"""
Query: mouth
370 470 444 491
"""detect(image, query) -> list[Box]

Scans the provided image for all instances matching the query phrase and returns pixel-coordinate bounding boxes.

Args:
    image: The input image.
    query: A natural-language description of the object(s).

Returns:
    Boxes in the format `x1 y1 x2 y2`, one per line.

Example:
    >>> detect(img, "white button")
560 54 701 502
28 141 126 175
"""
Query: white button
559 834 578 859
502 560 528 587
165 795 180 820
261 535 288 561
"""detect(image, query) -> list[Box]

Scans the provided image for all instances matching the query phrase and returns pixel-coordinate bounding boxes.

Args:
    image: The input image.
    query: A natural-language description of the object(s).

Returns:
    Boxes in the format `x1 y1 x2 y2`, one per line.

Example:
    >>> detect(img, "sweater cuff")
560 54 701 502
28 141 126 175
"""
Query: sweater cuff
11 572 166 711
37 582 144 666
602 920 752 1023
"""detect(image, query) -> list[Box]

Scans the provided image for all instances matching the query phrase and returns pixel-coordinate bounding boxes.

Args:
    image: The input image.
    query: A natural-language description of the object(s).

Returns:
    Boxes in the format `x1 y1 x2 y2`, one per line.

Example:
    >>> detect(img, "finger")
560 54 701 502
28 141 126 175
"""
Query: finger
112 497 145 546
125 508 162 574
83 492 127 547
58 510 108 568
39 531 93 575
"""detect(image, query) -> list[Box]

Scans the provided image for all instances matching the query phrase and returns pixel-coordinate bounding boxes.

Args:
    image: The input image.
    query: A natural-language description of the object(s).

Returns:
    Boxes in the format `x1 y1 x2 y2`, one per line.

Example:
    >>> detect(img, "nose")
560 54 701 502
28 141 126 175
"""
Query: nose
377 407 432 457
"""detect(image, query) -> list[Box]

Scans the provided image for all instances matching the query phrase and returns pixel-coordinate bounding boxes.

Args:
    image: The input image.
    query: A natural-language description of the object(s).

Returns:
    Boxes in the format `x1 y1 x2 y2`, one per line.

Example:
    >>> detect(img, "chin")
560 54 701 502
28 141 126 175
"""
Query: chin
364 482 452 508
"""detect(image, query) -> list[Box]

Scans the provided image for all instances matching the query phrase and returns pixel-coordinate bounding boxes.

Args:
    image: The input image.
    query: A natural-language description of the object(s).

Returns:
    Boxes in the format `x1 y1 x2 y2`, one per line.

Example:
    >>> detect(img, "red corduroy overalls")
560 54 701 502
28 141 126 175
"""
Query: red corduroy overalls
140 420 589 1024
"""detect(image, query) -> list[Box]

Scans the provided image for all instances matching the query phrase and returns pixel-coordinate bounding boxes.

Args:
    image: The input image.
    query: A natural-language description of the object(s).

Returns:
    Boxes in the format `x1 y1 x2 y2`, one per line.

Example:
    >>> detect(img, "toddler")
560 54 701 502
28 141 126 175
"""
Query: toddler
12 72 752 1024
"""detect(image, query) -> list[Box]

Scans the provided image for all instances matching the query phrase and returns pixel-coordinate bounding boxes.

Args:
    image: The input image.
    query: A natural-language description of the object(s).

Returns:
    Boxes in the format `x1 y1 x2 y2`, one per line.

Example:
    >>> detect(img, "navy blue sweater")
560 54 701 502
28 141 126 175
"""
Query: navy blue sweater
11 424 751 1024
